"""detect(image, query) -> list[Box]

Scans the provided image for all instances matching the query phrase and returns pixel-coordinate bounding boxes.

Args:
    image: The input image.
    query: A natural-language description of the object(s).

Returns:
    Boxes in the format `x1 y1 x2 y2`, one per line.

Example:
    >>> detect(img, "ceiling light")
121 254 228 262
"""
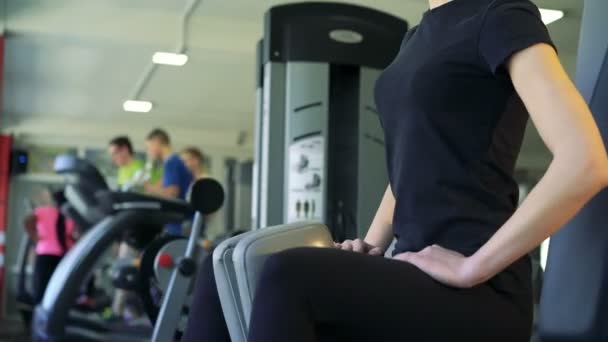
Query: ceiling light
539 8 564 25
153 52 189 66
123 100 152 113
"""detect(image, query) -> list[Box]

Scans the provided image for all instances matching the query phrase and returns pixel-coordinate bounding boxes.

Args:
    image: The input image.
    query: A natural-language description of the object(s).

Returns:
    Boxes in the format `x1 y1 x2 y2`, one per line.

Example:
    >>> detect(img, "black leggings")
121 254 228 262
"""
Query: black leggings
33 254 63 304
183 247 533 342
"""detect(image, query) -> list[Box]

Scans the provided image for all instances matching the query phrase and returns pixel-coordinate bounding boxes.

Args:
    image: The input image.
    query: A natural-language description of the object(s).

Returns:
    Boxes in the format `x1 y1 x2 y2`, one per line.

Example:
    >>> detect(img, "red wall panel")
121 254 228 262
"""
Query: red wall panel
0 35 4 117
0 35 8 316
0 135 10 318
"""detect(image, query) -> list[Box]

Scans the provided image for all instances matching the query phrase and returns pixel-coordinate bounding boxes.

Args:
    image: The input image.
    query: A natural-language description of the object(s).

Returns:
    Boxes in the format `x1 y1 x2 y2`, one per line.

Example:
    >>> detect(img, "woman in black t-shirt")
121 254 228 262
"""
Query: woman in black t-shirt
183 1 608 341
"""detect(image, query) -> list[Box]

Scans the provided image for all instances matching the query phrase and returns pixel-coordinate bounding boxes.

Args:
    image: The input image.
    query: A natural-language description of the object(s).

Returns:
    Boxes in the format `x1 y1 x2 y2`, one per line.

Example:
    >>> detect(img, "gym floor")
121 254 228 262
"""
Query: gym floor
0 319 27 342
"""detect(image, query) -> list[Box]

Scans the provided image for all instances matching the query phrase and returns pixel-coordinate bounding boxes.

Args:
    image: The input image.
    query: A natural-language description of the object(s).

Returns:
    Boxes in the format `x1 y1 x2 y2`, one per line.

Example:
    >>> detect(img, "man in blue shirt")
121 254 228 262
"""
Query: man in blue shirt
144 128 193 235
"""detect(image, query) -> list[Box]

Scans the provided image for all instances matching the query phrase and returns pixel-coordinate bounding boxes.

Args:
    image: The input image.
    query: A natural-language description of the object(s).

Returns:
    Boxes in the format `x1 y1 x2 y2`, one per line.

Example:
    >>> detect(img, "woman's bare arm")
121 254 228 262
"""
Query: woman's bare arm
364 185 396 251
336 185 395 254
23 214 38 241
396 44 608 287
466 44 608 284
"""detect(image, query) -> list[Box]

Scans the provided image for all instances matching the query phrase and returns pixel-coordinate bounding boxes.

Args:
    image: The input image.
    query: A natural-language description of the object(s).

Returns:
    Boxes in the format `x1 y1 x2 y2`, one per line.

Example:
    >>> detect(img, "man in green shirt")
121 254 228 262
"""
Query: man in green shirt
108 136 145 189
107 136 148 323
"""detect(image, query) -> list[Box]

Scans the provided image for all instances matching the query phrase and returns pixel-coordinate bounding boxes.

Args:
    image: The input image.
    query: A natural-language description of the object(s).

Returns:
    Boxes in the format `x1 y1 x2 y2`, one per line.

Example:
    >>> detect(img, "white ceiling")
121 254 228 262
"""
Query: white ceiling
0 0 584 166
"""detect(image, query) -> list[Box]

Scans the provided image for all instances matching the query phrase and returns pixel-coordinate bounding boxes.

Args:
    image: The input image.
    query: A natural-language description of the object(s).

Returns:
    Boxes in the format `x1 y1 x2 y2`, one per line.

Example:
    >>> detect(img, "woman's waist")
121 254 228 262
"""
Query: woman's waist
36 240 65 256
487 255 533 296
392 216 510 255
392 224 532 295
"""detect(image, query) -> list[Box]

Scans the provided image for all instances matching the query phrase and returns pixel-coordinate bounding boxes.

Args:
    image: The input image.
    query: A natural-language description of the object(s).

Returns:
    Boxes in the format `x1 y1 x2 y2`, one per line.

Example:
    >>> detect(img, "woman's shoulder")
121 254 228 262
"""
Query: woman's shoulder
482 0 542 18
34 206 60 224
486 0 539 7
423 0 539 34
455 0 541 24
34 206 59 216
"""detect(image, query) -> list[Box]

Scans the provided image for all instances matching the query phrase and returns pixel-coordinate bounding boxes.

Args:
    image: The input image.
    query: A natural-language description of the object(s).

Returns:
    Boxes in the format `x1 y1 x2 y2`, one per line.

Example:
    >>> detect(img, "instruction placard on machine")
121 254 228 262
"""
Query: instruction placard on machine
287 135 324 223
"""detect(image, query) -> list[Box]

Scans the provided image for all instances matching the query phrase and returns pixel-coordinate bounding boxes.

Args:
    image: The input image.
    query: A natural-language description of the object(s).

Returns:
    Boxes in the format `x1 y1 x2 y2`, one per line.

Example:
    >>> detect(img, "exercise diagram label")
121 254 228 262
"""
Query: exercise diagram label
287 135 324 223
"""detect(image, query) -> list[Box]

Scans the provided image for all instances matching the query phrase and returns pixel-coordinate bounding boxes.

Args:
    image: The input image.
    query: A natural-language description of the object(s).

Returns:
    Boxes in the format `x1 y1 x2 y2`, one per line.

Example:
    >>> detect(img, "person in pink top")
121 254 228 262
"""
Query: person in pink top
23 190 76 303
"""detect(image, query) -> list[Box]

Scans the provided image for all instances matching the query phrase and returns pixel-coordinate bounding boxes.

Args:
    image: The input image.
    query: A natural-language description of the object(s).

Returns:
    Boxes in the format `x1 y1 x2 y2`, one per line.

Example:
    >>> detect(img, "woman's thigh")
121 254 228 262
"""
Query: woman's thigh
263 247 532 342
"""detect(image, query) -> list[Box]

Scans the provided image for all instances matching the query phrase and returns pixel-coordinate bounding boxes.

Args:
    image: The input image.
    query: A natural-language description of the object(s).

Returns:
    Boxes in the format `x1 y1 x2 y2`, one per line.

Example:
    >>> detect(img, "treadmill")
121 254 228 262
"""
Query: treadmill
16 160 107 331
15 199 96 330
32 155 196 342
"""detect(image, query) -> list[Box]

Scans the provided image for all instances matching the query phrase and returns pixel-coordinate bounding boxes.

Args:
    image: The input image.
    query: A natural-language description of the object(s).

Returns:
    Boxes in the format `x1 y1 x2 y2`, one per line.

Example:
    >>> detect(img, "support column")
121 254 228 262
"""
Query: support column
0 31 8 317
0 134 11 318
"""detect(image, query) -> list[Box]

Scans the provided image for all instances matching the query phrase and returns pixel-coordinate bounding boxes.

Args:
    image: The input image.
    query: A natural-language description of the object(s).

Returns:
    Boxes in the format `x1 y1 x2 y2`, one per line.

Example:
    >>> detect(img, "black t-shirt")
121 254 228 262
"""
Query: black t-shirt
375 0 555 256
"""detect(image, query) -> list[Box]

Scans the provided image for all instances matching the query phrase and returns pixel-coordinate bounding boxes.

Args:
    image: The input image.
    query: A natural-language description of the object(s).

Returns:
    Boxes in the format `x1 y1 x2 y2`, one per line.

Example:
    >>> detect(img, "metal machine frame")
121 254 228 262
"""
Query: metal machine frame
33 156 223 342
251 3 408 240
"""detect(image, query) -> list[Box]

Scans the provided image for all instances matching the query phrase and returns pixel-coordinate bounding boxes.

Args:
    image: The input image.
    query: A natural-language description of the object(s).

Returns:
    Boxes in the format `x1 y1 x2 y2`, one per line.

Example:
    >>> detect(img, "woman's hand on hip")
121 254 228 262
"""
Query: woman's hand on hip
334 239 384 256
393 245 480 288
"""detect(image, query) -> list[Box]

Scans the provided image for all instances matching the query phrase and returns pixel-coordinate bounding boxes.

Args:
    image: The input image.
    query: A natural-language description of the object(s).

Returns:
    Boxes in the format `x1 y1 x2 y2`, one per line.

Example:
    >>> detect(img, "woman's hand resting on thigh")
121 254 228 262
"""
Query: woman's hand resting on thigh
334 239 384 256
393 245 478 288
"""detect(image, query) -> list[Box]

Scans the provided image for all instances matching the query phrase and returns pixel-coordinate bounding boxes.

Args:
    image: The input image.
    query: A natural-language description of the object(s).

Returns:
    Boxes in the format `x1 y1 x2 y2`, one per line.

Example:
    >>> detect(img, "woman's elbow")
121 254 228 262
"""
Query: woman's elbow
595 155 608 189
556 142 608 191
580 148 608 191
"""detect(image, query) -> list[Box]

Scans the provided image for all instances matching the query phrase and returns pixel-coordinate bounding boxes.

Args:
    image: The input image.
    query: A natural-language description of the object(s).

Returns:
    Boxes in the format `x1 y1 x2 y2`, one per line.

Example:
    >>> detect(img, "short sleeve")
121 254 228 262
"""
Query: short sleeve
162 158 180 187
479 0 556 74
400 25 418 49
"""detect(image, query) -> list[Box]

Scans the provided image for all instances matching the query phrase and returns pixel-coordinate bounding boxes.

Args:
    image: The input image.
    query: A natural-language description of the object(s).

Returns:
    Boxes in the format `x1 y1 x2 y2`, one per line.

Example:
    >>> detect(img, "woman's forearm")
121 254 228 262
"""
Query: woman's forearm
364 185 396 250
23 215 38 241
467 148 608 285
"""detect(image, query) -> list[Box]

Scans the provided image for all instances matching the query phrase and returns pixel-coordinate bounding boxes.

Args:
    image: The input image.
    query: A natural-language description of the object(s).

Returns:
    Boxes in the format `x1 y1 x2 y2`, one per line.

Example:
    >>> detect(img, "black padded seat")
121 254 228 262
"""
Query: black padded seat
54 154 109 191
54 155 110 227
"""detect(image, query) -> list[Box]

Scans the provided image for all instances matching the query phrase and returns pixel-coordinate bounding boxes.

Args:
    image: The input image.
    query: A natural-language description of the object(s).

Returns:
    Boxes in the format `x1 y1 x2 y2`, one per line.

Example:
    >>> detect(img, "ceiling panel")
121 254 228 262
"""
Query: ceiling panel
1 0 585 164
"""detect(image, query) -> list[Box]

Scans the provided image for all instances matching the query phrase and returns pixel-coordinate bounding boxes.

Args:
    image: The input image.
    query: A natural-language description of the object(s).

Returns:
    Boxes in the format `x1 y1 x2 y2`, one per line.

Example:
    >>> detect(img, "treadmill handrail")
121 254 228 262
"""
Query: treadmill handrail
96 190 195 217
113 202 163 210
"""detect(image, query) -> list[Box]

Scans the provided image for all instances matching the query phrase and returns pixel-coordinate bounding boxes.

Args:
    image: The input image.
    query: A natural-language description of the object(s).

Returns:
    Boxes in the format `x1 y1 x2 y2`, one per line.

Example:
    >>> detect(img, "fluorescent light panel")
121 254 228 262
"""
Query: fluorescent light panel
540 8 564 25
153 52 188 66
123 100 152 113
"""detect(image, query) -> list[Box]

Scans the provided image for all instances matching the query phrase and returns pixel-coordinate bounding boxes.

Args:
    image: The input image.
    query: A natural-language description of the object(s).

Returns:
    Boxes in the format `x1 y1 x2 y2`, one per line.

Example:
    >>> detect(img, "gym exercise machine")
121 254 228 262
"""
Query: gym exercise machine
216 3 407 341
250 3 407 242
32 155 225 342
15 194 100 331
14 158 108 331
224 159 253 233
